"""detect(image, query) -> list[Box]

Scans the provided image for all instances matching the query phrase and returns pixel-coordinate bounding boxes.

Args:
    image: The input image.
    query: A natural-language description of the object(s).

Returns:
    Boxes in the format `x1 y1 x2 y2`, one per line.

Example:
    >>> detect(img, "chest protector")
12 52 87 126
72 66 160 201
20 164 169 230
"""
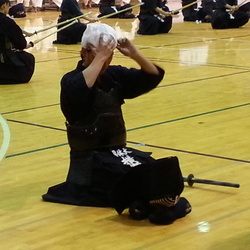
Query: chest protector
66 87 126 151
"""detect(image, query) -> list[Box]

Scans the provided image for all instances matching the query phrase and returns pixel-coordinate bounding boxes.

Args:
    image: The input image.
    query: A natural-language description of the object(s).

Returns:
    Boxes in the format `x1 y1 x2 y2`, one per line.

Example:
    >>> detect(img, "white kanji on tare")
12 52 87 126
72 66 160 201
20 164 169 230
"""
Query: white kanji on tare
111 148 142 167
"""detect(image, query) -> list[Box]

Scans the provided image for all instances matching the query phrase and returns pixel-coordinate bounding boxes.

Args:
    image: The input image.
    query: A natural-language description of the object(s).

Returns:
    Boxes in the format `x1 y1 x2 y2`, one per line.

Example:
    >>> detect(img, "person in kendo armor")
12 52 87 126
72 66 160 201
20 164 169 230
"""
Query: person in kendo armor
98 0 135 19
42 23 192 225
211 0 249 29
0 0 34 84
137 0 173 35
53 0 96 44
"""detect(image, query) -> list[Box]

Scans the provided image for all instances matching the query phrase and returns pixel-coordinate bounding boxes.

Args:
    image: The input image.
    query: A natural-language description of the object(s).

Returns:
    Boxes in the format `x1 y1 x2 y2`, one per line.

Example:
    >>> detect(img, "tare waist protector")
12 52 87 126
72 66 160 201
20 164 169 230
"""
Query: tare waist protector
66 112 126 151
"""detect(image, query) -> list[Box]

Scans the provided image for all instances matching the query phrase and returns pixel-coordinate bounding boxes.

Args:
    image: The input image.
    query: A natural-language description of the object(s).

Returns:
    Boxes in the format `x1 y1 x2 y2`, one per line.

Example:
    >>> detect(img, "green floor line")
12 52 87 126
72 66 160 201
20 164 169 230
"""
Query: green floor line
127 102 250 132
4 102 250 159
5 143 68 158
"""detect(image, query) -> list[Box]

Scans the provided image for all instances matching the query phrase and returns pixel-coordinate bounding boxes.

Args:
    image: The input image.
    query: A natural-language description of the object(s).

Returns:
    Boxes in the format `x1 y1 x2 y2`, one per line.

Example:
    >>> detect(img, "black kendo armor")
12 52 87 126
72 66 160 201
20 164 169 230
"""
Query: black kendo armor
66 87 127 152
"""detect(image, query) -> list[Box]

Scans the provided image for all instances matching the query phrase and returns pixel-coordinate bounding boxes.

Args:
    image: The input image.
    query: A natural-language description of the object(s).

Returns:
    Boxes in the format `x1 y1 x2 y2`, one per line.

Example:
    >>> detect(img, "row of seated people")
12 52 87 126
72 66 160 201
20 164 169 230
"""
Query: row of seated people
2 0 250 85
10 0 56 13
9 0 135 14
182 0 250 29
8 0 136 18
8 0 92 14
53 0 250 44
10 0 250 27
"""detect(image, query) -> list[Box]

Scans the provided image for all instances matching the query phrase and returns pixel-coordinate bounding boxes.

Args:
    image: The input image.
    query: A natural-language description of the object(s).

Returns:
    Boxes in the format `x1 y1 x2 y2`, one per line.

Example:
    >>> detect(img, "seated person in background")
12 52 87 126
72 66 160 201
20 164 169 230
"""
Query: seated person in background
137 0 173 35
98 0 135 19
182 0 216 23
53 0 96 44
237 1 250 17
8 2 26 17
0 0 35 84
181 0 199 21
17 0 43 12
42 23 192 225
196 0 216 23
211 0 249 29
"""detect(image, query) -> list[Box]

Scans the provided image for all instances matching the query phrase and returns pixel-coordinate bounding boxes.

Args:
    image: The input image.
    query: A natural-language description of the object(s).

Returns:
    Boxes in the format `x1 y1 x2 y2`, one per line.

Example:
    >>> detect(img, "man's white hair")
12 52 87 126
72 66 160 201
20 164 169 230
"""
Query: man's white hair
81 23 117 48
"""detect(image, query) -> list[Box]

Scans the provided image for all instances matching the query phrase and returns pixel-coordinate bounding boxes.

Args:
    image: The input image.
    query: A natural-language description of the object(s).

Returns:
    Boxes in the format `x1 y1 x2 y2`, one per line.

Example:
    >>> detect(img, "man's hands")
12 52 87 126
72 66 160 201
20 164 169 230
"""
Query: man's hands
91 34 116 61
116 37 159 75
84 17 98 23
26 41 34 49
116 38 138 58
22 30 35 37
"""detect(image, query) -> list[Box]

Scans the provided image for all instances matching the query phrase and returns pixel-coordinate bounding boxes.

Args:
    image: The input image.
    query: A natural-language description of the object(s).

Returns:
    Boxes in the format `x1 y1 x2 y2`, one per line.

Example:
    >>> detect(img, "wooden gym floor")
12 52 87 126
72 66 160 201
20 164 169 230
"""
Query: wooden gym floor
0 2 250 249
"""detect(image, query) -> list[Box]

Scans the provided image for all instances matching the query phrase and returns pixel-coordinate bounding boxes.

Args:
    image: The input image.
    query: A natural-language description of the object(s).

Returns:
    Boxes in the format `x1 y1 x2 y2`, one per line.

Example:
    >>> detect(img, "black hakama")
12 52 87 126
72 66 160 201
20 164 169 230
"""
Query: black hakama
98 1 135 19
0 13 35 84
43 148 185 208
53 0 87 44
211 0 249 29
211 9 249 28
53 18 87 45
137 0 172 35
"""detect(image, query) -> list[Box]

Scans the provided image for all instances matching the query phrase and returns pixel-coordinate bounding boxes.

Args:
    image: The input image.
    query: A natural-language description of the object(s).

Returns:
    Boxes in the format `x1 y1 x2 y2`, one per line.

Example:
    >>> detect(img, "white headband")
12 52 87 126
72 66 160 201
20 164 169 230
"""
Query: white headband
81 23 117 48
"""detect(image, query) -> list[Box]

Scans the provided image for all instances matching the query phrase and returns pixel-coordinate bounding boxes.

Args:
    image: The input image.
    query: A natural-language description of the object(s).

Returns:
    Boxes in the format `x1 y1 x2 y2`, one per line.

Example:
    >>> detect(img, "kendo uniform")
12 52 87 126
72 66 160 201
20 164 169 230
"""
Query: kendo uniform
137 0 172 35
238 2 250 17
42 60 191 225
182 0 199 21
196 0 216 23
53 0 87 44
0 12 35 84
98 0 135 19
211 0 249 29
182 0 216 23
8 3 26 18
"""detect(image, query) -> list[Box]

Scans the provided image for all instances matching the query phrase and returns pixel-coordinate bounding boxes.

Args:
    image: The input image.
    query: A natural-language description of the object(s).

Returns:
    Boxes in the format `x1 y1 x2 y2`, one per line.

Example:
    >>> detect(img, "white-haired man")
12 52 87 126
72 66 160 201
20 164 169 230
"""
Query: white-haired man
43 23 191 225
